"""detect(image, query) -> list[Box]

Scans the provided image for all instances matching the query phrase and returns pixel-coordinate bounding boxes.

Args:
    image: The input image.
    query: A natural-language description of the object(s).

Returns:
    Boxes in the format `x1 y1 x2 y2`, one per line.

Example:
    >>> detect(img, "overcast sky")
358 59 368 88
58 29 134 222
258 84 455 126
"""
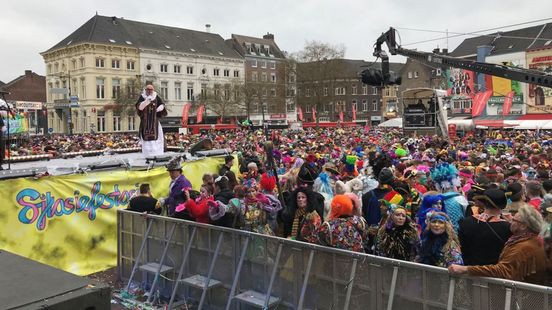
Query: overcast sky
1 0 551 82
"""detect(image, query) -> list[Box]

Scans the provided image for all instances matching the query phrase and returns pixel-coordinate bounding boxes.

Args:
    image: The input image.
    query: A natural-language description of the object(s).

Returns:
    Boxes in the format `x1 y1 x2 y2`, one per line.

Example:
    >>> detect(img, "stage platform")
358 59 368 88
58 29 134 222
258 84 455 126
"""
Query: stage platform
0 250 110 310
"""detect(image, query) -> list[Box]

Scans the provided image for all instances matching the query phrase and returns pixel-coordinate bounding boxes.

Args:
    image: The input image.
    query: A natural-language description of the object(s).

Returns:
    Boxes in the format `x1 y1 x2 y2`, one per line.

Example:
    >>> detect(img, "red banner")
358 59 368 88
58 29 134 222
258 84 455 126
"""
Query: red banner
502 91 515 116
182 103 191 126
471 90 493 117
196 105 205 123
352 105 357 121
297 107 304 121
339 110 344 122
312 106 316 121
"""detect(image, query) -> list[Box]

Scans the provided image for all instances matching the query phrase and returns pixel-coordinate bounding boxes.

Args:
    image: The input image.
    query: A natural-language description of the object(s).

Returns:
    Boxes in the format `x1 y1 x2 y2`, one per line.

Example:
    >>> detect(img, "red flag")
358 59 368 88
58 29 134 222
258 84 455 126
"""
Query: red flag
182 103 191 126
312 105 316 121
196 105 204 123
339 110 344 122
298 107 304 121
471 90 492 117
502 91 515 116
352 104 357 121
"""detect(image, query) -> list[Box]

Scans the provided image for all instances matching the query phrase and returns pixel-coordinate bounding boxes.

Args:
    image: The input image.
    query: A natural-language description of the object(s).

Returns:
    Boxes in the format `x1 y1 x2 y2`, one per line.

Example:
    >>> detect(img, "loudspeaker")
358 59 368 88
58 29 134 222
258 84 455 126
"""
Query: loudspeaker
404 114 425 127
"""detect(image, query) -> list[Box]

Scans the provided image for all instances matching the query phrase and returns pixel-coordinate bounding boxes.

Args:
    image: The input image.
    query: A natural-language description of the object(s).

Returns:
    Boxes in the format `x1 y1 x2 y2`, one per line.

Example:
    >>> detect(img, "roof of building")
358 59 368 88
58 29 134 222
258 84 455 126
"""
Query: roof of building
2 71 45 89
45 15 243 59
450 23 552 57
229 34 286 59
297 59 404 80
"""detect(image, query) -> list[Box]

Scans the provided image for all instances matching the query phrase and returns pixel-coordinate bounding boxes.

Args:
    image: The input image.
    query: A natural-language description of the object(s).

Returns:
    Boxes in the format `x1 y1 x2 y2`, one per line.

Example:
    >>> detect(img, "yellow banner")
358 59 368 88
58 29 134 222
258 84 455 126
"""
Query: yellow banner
491 76 512 96
0 156 229 276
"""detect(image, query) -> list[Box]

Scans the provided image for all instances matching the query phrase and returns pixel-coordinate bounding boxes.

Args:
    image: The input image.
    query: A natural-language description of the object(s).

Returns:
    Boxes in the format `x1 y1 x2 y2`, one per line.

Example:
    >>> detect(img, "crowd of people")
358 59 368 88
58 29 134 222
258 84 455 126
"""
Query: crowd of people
125 126 552 286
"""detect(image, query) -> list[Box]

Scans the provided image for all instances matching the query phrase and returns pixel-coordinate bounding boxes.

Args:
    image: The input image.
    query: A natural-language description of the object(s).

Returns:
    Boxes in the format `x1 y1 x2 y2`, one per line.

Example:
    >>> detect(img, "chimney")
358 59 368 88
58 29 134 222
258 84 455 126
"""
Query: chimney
205 24 211 33
442 48 448 55
25 70 32 76
263 33 274 41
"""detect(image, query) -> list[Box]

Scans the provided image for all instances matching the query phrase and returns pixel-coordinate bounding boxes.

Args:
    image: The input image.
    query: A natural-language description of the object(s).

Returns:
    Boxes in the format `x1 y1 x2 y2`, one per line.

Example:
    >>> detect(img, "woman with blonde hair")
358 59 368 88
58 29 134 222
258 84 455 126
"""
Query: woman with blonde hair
416 211 463 267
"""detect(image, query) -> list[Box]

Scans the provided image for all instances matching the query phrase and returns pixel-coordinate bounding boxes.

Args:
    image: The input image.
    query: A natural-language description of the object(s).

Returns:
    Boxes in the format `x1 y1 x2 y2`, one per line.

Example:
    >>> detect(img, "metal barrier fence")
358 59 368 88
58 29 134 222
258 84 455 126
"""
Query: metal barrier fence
117 210 552 310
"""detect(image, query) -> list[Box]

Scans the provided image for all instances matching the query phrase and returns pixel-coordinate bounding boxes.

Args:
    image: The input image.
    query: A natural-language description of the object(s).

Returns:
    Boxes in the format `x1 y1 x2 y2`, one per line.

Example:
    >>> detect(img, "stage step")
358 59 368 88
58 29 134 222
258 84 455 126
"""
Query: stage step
234 290 280 308
181 274 221 289
138 262 173 274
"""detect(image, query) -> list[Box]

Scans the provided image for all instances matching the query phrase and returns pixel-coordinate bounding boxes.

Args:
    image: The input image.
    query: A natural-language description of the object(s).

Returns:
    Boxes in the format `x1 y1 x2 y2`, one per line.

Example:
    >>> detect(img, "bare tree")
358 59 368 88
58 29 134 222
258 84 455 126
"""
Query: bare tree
197 79 246 122
112 78 143 116
294 41 345 127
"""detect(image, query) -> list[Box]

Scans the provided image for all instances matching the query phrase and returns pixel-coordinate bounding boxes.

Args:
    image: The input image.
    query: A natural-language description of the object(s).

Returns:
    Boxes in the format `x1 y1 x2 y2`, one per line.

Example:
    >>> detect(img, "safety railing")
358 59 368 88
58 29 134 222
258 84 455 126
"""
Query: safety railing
117 210 552 310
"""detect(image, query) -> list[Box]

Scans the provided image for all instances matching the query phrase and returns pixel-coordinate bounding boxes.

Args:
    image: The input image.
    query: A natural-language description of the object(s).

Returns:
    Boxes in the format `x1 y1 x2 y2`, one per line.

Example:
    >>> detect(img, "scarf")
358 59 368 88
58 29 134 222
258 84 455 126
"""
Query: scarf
504 231 538 248
141 90 158 101
291 208 307 238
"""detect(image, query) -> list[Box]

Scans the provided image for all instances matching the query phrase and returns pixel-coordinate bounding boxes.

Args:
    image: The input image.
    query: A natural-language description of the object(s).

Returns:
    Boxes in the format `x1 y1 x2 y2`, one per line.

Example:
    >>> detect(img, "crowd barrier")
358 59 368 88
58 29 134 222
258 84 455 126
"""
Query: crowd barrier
117 210 552 310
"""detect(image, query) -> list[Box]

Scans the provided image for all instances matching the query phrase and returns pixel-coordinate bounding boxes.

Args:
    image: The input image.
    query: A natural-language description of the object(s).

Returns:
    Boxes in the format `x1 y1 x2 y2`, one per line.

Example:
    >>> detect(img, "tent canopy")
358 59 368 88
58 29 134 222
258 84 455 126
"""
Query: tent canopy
378 117 402 128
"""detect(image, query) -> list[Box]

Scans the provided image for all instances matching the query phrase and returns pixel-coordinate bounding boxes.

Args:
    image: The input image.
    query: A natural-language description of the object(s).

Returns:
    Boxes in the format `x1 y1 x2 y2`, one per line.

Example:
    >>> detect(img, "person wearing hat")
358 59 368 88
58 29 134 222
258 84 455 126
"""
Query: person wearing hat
503 182 528 216
164 157 193 218
449 205 547 285
375 204 420 261
458 189 512 266
362 167 395 252
417 211 463 267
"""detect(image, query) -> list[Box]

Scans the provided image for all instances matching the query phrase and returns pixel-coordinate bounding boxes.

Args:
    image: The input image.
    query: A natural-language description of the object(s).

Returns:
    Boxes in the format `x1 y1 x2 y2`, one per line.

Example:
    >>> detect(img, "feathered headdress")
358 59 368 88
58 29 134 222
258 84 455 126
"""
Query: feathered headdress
430 163 461 191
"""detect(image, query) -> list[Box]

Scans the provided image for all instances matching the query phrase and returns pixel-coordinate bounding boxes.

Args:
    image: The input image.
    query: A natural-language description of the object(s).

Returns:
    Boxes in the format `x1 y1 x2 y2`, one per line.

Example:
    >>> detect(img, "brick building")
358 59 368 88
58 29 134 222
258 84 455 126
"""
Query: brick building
1 70 47 134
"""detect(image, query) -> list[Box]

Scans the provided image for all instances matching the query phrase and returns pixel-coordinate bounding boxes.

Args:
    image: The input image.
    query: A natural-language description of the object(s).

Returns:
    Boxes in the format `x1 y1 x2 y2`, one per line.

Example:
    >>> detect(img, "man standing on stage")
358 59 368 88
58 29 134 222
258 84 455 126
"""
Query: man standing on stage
136 84 167 157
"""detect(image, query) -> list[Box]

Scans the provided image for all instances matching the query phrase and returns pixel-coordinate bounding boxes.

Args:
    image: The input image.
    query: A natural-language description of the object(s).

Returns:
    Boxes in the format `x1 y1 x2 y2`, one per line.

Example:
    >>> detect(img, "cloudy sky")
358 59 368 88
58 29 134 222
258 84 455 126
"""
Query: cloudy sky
2 0 551 82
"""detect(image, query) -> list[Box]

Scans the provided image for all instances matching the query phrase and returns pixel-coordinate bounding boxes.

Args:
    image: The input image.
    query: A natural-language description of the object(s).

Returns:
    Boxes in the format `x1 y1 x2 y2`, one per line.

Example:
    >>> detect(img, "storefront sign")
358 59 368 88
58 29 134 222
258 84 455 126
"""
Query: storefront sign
16 101 43 110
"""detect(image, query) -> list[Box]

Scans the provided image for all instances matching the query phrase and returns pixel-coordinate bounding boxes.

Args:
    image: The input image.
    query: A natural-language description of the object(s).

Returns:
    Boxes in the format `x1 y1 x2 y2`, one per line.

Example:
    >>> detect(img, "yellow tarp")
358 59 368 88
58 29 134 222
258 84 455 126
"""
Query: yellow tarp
0 156 229 276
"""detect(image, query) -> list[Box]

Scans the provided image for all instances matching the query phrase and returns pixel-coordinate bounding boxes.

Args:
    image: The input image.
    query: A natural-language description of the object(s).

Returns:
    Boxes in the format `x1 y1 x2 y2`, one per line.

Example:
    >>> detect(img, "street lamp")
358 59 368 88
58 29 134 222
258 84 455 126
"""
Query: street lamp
57 71 73 135
261 102 268 138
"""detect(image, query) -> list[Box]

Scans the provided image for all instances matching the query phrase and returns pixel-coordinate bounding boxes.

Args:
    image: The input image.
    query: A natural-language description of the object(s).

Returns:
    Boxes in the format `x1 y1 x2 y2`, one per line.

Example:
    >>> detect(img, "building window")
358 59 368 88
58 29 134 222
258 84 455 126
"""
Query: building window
335 87 346 95
127 60 135 70
261 73 267 82
213 68 220 76
160 64 168 73
187 83 194 101
251 59 257 67
112 59 120 69
234 70 240 77
260 61 267 68
80 78 86 100
271 73 276 83
224 88 230 100
80 58 85 68
71 59 77 70
252 72 258 82
414 71 419 78
362 85 368 95
47 64 52 74
96 78 105 99
214 84 221 99
187 66 194 74
352 99 358 112
127 116 136 131
372 87 378 95
323 87 328 96
54 63 59 72
224 69 230 77
362 99 368 111
306 88 311 97
113 115 121 131
175 82 182 100
160 82 168 99
126 79 136 98
263 88 268 97
95 58 104 68
96 112 105 132
174 65 181 73
352 85 357 95
271 88 276 97
408 72 413 79
270 61 276 69
372 100 378 111
112 78 121 99
201 84 207 99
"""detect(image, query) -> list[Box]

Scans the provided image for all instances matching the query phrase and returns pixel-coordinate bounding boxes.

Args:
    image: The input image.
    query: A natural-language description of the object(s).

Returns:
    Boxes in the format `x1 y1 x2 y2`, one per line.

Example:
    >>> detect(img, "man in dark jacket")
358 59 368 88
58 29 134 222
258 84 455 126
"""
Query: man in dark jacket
128 184 161 214
458 188 512 266
211 175 237 227
219 155 238 190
